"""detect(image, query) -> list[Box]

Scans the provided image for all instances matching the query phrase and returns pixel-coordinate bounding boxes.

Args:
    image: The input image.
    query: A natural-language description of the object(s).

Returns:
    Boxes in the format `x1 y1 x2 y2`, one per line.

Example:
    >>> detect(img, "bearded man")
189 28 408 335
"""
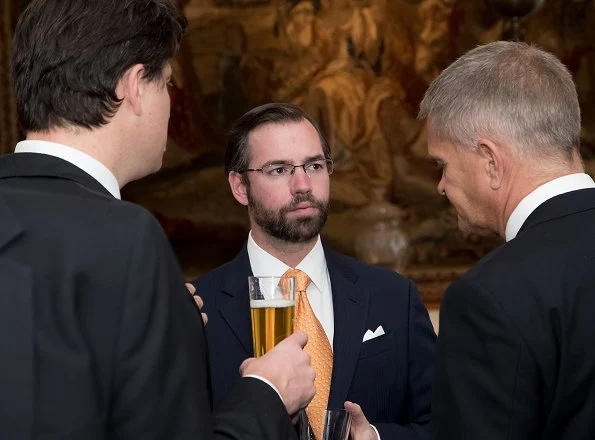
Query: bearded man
192 102 436 440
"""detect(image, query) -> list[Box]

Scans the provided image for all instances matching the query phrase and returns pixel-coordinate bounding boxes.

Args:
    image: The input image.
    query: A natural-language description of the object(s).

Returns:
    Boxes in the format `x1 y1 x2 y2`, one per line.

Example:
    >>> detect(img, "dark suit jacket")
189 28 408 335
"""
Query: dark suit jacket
432 188 595 440
0 152 295 440
193 244 437 439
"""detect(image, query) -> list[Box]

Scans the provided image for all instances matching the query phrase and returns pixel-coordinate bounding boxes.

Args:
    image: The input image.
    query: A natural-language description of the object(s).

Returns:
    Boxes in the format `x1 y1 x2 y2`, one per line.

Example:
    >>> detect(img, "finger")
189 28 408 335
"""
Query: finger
202 312 208 326
193 295 204 309
193 296 201 309
278 330 308 348
239 357 254 375
185 283 196 295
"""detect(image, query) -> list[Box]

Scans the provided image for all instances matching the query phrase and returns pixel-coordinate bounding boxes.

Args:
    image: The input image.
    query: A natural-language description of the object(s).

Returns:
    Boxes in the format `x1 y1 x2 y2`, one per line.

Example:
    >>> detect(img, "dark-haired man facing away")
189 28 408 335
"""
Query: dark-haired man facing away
0 1 314 439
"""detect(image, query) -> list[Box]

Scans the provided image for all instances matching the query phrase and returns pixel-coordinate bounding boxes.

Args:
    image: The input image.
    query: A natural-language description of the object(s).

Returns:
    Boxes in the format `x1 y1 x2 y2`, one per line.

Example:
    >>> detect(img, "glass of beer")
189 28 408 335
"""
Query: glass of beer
248 276 295 357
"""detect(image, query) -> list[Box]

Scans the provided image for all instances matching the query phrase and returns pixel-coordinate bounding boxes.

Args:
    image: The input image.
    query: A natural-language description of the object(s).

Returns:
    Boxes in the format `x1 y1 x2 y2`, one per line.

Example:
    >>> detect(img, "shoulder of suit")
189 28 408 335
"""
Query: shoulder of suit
89 198 161 231
462 235 534 284
326 248 412 285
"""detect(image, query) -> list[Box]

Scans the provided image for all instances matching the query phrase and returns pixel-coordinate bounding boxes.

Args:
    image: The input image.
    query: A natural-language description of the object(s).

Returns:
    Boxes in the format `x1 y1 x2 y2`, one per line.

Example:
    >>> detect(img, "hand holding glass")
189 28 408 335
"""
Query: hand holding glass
299 408 353 440
248 276 295 357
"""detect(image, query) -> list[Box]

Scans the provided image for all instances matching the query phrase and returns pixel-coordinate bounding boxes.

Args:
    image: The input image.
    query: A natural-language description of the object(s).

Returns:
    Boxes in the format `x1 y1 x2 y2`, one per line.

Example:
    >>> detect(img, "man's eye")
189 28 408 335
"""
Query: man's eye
268 166 290 175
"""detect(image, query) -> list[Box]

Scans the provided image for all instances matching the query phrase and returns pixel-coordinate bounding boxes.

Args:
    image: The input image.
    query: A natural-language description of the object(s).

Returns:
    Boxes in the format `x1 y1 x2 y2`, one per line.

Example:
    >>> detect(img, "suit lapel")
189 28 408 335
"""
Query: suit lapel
219 244 254 355
0 200 34 439
325 248 370 408
217 243 373 402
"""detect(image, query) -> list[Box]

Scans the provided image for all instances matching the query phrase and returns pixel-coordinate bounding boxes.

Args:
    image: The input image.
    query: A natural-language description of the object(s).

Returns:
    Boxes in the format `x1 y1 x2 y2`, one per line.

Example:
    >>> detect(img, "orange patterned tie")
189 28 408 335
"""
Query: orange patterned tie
283 268 333 440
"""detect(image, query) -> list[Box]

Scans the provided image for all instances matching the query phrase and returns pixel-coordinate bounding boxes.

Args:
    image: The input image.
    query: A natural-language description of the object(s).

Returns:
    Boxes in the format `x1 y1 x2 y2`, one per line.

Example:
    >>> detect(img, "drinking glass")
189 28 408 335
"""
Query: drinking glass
299 408 352 440
248 275 295 357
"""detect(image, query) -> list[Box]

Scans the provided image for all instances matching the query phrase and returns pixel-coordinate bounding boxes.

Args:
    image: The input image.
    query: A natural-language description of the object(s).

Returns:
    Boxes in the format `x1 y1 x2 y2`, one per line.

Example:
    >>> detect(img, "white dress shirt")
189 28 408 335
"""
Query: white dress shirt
505 173 595 241
248 231 334 345
15 140 121 199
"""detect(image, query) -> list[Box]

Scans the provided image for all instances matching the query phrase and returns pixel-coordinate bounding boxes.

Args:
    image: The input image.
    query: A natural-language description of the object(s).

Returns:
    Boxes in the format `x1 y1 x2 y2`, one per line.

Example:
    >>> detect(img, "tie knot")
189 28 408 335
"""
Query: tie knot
283 268 311 294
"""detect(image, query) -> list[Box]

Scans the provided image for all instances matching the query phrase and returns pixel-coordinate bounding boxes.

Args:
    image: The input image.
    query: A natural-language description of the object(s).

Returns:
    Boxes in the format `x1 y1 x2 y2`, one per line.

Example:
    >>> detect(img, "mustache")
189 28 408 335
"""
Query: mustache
284 193 326 211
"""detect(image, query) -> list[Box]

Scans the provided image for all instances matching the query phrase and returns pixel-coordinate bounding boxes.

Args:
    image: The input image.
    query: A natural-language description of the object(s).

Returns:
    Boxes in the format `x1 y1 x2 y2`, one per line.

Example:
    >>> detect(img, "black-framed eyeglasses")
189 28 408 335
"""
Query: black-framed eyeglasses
242 159 334 180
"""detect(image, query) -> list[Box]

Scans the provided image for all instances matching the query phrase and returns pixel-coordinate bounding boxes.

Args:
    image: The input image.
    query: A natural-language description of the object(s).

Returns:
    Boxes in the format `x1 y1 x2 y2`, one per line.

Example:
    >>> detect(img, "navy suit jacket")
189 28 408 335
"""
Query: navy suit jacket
194 243 436 439
432 188 595 439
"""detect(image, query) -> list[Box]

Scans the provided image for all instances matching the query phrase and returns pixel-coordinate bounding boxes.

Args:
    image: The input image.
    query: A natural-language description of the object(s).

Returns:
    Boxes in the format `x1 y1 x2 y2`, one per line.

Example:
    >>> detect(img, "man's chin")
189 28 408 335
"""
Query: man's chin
281 221 323 243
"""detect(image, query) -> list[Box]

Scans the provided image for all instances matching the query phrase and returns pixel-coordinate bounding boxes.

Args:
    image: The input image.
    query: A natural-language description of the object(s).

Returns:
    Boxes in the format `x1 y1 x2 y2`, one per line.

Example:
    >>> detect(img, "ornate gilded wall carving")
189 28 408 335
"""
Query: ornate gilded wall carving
3 0 595 305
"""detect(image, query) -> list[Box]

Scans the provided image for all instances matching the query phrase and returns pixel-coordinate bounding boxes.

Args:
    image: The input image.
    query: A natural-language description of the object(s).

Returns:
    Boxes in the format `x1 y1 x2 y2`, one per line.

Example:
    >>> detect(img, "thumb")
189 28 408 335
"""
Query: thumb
344 401 366 422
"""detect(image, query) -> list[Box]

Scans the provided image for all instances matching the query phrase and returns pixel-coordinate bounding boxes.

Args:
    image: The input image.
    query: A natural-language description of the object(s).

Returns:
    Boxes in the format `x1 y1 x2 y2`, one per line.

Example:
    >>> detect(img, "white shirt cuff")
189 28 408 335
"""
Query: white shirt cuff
243 374 284 404
371 424 381 440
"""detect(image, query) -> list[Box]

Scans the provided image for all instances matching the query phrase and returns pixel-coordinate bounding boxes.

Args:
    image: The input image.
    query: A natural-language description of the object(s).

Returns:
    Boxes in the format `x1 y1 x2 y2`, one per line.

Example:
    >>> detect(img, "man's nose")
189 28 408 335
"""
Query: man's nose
437 176 446 196
290 165 312 193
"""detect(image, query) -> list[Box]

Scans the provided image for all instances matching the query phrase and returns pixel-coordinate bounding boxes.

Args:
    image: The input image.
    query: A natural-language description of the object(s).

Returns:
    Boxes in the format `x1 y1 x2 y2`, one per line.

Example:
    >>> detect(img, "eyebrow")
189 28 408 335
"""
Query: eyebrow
262 154 326 166
425 154 443 163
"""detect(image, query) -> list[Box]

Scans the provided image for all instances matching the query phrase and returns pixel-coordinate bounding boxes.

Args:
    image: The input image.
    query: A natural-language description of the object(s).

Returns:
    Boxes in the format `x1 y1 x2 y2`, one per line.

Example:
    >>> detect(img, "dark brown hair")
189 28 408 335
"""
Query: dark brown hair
224 102 331 175
11 0 187 132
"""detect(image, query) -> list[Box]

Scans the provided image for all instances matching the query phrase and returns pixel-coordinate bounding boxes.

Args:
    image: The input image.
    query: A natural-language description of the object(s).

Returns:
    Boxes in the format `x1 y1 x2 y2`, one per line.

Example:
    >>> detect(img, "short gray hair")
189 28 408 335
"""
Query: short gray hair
418 41 581 160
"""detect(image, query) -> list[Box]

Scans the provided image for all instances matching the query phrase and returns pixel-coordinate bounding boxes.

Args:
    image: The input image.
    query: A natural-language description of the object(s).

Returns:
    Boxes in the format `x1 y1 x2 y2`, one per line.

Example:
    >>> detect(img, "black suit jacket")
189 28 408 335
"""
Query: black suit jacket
432 188 595 439
0 152 295 440
194 244 436 439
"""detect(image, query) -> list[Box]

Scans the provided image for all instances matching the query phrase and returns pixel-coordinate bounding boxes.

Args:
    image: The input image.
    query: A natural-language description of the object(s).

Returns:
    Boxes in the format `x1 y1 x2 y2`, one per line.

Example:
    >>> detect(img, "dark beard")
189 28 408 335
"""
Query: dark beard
248 192 328 243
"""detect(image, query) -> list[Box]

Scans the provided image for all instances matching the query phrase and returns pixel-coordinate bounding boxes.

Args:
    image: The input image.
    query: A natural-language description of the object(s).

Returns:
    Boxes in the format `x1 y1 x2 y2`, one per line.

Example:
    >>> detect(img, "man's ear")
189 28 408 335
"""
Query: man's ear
115 64 145 116
228 171 249 206
477 138 505 190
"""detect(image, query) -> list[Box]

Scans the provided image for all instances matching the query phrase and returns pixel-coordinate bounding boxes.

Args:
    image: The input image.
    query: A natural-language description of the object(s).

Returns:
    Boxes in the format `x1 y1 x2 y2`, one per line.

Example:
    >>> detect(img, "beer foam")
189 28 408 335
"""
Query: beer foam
250 299 295 308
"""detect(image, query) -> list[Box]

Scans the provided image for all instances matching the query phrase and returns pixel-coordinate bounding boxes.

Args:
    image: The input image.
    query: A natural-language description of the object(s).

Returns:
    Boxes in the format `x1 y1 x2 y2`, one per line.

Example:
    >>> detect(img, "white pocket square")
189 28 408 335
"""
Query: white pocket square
362 325 385 342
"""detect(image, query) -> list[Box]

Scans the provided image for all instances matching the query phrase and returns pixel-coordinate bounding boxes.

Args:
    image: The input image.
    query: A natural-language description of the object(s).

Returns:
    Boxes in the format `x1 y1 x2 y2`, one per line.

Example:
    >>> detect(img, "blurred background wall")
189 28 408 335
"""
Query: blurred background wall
2 0 595 315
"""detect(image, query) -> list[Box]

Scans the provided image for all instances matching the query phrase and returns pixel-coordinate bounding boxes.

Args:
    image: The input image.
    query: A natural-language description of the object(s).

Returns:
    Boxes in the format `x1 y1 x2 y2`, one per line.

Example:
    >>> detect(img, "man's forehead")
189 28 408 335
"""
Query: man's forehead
248 121 321 153
425 137 443 158
249 119 312 136
426 132 455 154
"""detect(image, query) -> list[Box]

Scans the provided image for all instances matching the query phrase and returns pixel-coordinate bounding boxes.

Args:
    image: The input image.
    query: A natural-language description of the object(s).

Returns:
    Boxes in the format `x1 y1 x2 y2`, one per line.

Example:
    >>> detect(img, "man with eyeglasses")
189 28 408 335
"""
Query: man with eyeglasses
192 102 436 440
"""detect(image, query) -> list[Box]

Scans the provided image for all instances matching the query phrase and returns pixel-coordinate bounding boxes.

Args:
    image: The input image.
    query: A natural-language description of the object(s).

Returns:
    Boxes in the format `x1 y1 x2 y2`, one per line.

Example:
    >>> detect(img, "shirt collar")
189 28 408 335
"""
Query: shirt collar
505 173 595 241
247 232 328 291
14 140 121 199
